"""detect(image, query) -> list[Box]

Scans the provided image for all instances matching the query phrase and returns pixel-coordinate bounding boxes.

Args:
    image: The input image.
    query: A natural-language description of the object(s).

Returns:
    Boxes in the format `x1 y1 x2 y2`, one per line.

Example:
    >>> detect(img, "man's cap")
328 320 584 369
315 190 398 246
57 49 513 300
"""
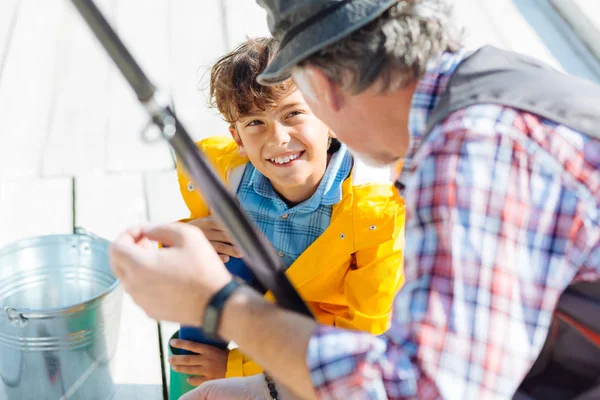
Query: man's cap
256 0 398 85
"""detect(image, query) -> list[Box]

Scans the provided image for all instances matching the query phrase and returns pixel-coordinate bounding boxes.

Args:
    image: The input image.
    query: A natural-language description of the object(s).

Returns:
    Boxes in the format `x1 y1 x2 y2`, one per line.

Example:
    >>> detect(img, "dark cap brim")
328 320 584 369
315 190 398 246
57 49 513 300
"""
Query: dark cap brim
257 0 398 85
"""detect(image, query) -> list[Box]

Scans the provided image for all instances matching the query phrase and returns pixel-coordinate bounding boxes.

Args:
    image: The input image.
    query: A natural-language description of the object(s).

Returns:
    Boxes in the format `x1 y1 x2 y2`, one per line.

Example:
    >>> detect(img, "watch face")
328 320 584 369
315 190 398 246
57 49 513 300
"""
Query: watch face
204 307 218 337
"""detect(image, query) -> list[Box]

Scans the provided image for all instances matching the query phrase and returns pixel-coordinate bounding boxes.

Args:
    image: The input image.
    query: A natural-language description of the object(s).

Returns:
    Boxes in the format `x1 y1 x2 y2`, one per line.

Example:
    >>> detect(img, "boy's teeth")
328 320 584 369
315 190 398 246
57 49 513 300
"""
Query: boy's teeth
271 152 300 164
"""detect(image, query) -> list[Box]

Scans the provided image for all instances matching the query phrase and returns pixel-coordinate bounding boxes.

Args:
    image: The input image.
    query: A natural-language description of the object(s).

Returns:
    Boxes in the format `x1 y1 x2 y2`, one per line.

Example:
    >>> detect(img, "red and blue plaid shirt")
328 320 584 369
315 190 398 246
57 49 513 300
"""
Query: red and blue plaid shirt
307 48 600 399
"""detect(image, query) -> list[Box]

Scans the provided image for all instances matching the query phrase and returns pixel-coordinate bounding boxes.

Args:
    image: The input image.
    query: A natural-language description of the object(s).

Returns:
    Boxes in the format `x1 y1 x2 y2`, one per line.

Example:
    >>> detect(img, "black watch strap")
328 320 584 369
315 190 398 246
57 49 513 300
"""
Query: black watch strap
202 279 242 339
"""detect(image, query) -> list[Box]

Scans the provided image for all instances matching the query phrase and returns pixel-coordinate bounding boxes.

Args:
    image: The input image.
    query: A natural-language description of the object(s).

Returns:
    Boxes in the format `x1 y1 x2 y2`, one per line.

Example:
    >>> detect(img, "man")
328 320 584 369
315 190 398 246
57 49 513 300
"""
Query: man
110 0 600 399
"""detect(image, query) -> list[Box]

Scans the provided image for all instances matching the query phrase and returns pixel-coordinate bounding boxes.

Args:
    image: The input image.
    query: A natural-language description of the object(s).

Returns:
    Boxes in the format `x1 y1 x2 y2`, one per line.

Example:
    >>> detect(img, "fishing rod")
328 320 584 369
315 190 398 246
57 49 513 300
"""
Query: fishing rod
69 0 313 319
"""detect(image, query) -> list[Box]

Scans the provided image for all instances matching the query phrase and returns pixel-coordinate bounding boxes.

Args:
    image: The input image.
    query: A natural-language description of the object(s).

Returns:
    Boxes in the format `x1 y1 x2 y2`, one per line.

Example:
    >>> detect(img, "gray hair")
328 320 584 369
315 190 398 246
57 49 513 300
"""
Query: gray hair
301 0 463 94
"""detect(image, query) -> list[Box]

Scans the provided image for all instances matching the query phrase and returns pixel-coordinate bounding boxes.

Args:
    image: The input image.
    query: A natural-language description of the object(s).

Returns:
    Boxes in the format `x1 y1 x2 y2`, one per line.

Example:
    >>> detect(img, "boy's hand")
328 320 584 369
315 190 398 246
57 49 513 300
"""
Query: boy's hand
169 339 228 386
188 217 242 262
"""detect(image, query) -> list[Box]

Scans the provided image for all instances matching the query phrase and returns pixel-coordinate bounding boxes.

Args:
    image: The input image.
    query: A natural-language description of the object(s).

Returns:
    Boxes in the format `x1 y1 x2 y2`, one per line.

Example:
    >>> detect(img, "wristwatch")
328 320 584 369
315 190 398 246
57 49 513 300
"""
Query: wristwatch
202 279 243 339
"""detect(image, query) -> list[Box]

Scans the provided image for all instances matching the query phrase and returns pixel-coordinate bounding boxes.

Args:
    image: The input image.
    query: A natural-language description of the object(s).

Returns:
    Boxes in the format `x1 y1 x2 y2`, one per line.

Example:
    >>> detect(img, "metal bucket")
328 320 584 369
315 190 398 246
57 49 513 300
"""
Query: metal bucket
0 229 123 400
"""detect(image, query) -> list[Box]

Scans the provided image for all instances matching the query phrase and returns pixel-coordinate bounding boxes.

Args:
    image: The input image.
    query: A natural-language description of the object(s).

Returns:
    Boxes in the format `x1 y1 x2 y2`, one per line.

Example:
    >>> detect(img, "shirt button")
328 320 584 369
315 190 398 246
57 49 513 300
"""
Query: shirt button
277 251 285 257
280 214 289 220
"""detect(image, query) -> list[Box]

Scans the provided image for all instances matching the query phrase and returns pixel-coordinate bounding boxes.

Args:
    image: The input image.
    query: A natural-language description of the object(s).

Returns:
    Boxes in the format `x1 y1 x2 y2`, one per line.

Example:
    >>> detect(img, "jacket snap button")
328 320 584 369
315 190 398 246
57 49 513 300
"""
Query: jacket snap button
369 225 376 230
340 233 345 239
187 182 195 192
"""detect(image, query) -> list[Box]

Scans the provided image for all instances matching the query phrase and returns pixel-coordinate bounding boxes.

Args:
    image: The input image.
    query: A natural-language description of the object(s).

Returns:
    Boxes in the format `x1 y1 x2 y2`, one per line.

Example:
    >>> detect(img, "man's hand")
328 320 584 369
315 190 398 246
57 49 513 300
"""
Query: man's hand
111 224 318 399
109 223 232 326
187 216 243 263
169 339 228 385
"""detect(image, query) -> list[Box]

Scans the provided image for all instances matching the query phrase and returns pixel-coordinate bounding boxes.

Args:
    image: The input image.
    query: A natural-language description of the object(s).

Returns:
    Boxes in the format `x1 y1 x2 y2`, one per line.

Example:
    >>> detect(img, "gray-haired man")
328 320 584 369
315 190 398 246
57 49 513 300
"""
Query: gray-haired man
111 1 600 399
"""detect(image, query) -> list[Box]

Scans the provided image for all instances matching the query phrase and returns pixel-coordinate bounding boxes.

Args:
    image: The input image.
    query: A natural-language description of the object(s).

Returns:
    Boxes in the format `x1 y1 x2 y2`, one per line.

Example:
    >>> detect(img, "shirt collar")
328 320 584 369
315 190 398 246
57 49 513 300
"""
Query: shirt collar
404 47 474 167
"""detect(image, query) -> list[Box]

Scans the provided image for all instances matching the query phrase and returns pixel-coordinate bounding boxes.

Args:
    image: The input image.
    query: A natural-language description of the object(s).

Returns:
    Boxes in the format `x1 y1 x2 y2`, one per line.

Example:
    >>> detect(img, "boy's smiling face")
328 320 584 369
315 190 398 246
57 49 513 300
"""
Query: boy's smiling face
230 89 331 205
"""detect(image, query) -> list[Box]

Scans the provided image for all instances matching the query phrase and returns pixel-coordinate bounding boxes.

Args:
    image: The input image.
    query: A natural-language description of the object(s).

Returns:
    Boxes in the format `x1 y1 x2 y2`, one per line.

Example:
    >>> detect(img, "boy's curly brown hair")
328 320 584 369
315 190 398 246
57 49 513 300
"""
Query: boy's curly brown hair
209 37 295 125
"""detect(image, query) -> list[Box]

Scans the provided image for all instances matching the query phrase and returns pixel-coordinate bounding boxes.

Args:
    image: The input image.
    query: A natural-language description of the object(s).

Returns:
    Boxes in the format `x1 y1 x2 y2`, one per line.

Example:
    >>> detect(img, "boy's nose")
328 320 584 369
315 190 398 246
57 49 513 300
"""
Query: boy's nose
268 123 291 145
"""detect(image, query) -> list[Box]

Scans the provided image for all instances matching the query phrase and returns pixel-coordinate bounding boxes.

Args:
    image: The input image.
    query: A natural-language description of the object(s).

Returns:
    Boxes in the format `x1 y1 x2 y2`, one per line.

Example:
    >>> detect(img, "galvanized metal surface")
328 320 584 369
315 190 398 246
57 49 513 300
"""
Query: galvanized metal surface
0 233 123 400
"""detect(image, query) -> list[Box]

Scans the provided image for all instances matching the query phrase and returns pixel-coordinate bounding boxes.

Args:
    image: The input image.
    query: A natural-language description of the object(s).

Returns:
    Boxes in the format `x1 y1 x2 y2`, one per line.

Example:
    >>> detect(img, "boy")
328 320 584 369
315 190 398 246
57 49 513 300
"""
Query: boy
169 37 405 390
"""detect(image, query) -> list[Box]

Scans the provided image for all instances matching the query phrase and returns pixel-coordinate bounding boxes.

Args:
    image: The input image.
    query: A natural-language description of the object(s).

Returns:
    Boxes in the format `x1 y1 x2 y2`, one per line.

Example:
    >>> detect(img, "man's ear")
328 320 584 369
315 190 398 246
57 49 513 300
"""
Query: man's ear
294 65 343 112
229 125 247 157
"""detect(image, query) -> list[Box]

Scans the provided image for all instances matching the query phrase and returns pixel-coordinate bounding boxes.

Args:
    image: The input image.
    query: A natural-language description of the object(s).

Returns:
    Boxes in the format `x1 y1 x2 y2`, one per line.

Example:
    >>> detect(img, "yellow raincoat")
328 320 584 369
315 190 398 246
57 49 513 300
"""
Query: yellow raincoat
176 136 405 377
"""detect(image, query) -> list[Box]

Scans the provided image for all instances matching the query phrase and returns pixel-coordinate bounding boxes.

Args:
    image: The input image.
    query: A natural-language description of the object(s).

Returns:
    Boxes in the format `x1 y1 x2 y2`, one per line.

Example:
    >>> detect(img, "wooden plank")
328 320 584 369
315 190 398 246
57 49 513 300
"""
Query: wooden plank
145 169 189 396
74 173 148 240
74 173 163 399
223 0 271 49
41 0 114 176
105 0 174 173
0 0 66 178
170 0 229 143
160 321 180 392
0 177 73 247
145 169 189 225
113 295 165 400
0 0 19 76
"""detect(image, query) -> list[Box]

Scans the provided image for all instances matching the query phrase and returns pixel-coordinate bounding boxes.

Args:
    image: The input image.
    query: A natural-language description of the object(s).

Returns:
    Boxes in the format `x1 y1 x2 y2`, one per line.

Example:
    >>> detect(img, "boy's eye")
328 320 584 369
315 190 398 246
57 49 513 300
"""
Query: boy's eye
286 111 303 119
246 120 264 127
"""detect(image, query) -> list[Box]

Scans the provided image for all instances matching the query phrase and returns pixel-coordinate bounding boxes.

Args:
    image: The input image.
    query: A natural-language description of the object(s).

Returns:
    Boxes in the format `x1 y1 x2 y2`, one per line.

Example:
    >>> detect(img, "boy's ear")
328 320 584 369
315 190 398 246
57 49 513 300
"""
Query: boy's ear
229 125 247 157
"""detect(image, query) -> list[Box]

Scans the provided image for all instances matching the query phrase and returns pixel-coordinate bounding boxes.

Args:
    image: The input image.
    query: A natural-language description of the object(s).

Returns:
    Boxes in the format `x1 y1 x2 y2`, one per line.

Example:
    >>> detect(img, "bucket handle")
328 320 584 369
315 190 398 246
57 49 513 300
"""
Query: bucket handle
73 226 101 239
4 228 103 329
4 307 28 328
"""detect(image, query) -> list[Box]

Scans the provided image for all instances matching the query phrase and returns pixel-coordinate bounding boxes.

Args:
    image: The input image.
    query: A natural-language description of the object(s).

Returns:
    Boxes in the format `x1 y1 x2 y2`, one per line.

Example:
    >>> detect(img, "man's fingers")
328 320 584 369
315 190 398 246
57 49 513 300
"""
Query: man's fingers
108 248 126 281
109 227 163 284
113 226 148 247
109 225 150 277
145 223 199 247
109 239 142 281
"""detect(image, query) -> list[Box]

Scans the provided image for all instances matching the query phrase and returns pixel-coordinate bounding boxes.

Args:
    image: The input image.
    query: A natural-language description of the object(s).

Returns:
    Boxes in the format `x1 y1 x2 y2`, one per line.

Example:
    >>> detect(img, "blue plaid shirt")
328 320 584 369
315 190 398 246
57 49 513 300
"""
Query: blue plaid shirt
236 144 353 269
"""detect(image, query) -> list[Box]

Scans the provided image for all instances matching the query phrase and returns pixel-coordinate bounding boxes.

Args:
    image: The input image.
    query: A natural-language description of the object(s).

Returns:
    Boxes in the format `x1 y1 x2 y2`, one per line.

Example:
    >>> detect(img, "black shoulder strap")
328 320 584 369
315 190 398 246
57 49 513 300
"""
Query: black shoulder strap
426 46 600 139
